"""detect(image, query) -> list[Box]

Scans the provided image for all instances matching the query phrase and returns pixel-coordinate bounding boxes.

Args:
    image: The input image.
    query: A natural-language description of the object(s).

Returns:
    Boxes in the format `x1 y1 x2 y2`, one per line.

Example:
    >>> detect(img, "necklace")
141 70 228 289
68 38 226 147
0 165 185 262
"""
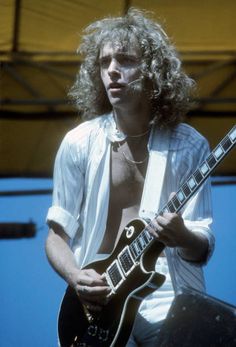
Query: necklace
117 141 149 165
112 112 151 140
127 128 150 138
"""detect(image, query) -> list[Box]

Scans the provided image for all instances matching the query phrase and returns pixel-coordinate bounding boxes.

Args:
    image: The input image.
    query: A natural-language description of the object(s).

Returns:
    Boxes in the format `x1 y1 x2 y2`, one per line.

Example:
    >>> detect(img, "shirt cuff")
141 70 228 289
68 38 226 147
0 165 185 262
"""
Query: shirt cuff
46 206 79 239
182 219 215 265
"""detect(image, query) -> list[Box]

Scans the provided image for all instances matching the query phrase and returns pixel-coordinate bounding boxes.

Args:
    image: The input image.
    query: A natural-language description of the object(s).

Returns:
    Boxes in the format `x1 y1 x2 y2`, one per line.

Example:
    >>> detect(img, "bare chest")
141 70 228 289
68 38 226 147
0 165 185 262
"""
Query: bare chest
98 141 148 253
110 142 147 206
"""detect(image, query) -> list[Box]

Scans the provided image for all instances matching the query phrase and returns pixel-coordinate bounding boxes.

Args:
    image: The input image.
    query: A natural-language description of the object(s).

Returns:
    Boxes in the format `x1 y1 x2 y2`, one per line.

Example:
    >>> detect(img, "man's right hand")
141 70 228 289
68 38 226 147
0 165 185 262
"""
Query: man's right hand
70 268 111 312
45 226 111 312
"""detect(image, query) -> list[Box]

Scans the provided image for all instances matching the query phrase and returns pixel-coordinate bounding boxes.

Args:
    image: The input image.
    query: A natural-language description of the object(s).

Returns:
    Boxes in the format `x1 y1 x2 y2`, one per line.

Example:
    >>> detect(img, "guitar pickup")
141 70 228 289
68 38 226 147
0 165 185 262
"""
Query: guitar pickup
118 246 136 276
105 260 125 293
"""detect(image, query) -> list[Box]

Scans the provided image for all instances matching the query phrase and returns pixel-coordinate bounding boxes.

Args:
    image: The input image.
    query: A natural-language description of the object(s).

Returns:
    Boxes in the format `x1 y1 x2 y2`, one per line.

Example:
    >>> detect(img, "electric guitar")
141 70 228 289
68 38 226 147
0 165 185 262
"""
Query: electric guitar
58 125 236 347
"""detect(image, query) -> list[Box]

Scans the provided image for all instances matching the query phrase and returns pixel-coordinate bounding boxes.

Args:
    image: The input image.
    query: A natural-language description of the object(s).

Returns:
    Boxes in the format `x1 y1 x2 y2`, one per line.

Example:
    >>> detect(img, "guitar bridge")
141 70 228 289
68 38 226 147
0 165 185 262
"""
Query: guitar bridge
82 304 94 323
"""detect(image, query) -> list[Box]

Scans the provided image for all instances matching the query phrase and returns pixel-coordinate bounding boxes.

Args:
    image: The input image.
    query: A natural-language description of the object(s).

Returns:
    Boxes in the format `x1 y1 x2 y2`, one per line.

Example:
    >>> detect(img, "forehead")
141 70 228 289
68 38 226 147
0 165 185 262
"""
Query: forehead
99 41 141 57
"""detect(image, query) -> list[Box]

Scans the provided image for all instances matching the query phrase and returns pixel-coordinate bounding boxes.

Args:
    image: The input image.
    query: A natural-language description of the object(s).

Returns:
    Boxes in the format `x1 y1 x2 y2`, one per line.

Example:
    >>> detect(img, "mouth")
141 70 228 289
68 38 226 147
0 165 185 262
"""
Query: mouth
108 82 125 90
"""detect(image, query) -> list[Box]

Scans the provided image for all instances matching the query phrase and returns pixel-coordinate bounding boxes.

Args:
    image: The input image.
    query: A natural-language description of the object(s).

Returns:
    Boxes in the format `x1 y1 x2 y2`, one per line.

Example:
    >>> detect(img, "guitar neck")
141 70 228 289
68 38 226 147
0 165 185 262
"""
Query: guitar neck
128 125 236 261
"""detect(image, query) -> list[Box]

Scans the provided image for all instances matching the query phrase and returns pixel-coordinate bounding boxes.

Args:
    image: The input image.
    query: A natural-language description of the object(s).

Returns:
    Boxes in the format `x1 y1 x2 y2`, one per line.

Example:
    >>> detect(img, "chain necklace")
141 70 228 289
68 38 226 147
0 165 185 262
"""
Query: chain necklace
117 140 149 165
113 115 151 164
126 128 150 138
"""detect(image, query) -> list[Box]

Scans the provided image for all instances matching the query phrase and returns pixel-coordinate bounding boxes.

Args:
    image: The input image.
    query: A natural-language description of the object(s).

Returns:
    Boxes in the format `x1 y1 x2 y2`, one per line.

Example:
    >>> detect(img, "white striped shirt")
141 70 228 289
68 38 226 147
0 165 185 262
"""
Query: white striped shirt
47 112 214 297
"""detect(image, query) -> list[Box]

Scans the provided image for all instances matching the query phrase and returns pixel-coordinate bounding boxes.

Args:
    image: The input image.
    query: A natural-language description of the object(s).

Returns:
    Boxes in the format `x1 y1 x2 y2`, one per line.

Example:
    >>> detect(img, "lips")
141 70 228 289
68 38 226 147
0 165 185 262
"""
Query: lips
108 82 125 90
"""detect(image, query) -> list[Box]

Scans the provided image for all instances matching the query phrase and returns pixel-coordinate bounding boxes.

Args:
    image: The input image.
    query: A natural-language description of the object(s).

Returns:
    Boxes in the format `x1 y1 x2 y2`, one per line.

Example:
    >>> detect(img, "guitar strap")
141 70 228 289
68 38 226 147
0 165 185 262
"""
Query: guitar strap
139 126 171 221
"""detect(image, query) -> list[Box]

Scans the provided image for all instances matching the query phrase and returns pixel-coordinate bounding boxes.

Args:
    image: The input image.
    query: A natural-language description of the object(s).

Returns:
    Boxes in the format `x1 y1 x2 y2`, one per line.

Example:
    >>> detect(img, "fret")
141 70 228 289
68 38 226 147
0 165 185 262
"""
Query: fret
148 220 157 231
132 240 141 257
187 177 197 190
182 183 191 197
172 195 181 209
144 228 153 242
167 200 176 213
142 230 149 244
200 162 209 176
136 237 143 251
194 169 203 184
207 153 217 168
177 190 185 203
129 244 137 259
213 145 224 160
221 136 232 151
159 207 166 215
139 234 147 249
130 243 138 258
130 230 154 261
229 127 236 141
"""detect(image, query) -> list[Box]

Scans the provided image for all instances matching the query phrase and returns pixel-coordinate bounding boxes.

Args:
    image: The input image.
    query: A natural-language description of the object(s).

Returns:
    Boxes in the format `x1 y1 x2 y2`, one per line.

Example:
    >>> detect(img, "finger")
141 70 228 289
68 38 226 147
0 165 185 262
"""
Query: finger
101 273 109 284
167 191 182 218
168 191 176 201
157 213 180 228
80 271 107 286
145 222 159 238
85 268 105 280
78 284 110 296
146 221 165 240
156 215 169 227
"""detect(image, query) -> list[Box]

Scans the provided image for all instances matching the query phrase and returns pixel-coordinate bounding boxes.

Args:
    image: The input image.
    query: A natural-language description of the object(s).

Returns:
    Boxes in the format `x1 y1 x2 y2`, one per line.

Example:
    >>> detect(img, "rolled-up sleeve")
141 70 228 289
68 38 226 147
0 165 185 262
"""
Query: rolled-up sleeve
46 134 84 239
181 138 215 265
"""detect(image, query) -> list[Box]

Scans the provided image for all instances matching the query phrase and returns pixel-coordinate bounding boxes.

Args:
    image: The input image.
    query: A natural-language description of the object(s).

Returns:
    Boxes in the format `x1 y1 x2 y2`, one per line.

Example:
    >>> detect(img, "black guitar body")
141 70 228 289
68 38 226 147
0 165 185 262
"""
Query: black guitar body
58 219 166 347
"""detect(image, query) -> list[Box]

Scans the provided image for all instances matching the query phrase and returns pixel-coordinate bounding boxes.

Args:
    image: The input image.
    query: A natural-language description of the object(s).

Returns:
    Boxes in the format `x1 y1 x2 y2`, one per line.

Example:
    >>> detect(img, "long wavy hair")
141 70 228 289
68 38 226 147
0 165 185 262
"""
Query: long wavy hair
69 8 195 128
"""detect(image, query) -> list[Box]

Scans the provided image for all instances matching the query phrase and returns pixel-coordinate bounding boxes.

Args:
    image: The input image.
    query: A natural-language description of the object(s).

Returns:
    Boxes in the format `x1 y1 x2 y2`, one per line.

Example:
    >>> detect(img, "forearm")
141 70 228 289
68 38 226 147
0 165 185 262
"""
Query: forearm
177 230 209 263
45 226 111 311
45 227 80 286
155 212 210 263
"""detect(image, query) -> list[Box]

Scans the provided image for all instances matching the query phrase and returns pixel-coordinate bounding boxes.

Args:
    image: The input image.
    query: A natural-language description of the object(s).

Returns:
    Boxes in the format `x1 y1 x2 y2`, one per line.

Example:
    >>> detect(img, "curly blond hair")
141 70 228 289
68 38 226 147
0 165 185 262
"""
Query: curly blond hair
69 8 194 128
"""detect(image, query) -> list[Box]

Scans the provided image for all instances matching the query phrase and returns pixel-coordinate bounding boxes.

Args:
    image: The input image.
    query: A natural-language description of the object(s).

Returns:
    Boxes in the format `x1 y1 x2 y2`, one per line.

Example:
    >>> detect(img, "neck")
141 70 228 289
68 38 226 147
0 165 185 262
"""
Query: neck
113 104 151 136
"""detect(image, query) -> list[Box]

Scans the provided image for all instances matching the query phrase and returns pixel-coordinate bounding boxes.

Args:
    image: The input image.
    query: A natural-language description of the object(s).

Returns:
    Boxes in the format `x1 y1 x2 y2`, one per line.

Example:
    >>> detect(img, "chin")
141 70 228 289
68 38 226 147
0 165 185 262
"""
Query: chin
108 97 125 107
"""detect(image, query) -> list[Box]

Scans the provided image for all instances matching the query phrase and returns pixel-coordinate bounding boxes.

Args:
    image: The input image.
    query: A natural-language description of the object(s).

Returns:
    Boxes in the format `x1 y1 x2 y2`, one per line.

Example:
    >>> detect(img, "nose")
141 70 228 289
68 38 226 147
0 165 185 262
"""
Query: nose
108 58 120 77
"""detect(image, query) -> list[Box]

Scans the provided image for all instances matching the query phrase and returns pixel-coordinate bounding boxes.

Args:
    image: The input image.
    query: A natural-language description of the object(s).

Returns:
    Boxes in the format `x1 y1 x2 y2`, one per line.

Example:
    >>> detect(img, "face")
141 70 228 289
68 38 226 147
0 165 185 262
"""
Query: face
99 42 143 109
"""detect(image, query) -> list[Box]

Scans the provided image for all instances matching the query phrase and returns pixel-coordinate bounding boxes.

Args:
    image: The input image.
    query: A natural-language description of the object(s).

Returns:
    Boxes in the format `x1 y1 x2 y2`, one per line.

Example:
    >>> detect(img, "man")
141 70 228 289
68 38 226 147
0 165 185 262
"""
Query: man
46 8 214 346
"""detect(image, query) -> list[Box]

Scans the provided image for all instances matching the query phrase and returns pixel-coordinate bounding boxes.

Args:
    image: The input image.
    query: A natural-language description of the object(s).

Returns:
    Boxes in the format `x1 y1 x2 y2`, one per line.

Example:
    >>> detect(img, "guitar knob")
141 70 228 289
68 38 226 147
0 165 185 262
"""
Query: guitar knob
125 226 135 238
87 324 98 337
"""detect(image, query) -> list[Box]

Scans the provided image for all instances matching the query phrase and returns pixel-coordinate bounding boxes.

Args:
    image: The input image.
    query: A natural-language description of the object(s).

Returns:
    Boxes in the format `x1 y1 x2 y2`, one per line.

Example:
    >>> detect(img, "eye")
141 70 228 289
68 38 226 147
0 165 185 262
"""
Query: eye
99 56 110 68
117 55 139 66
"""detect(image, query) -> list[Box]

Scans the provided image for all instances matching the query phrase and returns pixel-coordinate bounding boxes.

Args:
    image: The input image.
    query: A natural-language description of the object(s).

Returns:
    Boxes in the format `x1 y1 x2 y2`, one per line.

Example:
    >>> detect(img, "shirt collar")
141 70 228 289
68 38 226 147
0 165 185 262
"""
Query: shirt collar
103 112 127 142
103 112 158 146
